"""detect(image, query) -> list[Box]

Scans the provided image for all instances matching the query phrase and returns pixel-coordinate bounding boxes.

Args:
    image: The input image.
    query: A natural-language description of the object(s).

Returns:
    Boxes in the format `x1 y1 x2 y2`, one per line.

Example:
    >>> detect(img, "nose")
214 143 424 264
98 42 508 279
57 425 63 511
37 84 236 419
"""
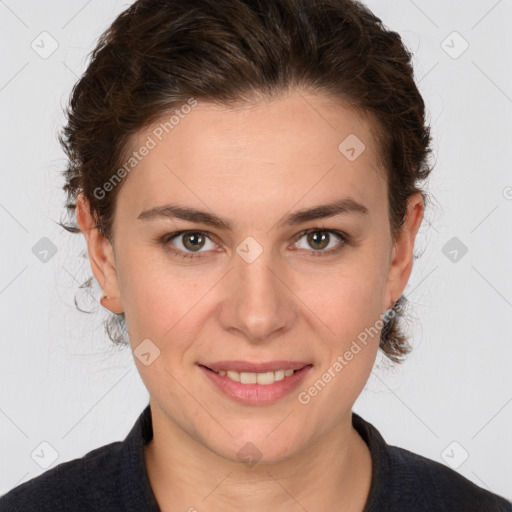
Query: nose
217 242 297 344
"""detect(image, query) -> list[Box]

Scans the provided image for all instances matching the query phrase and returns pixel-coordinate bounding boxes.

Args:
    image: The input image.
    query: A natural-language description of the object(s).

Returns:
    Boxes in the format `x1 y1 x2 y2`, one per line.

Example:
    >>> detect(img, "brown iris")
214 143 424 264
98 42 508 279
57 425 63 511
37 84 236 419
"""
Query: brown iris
306 231 330 251
182 233 206 251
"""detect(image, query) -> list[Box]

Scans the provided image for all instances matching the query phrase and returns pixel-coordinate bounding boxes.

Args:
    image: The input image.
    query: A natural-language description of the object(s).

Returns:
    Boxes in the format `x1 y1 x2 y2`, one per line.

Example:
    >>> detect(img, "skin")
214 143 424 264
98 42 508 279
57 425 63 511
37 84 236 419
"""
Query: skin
76 90 424 511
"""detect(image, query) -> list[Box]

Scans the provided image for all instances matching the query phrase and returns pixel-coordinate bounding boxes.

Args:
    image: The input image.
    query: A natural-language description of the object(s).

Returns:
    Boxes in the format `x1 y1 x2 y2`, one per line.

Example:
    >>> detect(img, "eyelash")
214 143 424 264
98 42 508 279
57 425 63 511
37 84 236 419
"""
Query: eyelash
157 228 350 260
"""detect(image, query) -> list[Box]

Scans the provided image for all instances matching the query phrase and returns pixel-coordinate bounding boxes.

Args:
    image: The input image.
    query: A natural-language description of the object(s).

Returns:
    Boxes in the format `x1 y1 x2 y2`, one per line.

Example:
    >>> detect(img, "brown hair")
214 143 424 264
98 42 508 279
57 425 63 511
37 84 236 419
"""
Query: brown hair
58 0 433 363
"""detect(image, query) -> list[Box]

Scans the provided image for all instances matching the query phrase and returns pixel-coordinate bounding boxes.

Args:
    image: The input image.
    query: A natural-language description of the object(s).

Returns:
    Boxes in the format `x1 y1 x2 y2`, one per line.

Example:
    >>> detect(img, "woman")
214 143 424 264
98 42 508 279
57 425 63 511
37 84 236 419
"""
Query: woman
1 0 510 510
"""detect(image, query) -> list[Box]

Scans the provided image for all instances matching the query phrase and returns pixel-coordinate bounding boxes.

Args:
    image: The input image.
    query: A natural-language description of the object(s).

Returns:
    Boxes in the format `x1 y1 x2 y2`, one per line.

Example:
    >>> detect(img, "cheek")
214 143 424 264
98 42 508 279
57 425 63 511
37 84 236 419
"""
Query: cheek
307 274 385 408
297 252 388 333
118 254 224 357
115 245 193 338
293 251 388 393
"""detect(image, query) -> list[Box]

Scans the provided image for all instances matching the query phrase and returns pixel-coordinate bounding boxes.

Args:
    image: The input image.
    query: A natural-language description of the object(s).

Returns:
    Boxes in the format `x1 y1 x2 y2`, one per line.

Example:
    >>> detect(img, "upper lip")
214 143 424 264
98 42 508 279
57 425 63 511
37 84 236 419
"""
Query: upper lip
200 361 312 373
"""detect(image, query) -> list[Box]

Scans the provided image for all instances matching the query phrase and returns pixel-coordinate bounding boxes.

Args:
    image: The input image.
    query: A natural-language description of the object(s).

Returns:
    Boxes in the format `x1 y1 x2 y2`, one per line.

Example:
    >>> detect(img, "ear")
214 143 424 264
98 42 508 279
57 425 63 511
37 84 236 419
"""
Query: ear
75 194 124 314
384 192 424 309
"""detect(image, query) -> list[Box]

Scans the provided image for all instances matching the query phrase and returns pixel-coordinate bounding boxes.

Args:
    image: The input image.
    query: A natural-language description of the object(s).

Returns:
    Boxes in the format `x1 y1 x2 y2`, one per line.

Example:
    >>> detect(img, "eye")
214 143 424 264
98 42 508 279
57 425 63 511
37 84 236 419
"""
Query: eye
160 231 218 259
292 228 348 256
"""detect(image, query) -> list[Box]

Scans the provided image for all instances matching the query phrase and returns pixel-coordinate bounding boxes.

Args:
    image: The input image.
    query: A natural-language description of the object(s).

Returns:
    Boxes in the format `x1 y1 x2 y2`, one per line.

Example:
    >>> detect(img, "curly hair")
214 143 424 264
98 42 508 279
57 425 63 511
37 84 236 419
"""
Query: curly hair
58 0 433 364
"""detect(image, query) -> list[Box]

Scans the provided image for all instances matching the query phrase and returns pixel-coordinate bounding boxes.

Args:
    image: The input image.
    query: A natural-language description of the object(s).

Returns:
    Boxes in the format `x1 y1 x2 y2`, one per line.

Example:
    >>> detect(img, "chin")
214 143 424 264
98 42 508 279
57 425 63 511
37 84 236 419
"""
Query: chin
205 429 306 468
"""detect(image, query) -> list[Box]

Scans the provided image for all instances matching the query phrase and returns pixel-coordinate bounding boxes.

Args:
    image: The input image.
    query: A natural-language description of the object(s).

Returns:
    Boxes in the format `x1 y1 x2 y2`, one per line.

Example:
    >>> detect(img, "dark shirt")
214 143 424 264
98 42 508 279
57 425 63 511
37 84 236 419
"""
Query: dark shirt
0 403 510 511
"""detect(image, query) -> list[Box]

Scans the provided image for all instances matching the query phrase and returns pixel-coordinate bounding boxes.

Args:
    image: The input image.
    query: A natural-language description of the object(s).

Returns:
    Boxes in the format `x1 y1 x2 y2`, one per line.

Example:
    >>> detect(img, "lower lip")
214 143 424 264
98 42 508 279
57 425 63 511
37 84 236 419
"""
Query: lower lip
199 364 313 405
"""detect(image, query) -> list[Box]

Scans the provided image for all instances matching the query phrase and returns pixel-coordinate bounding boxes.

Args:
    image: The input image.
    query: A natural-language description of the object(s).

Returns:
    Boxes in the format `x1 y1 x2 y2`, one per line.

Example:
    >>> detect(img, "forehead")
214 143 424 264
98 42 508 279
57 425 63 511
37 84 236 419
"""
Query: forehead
116 91 387 225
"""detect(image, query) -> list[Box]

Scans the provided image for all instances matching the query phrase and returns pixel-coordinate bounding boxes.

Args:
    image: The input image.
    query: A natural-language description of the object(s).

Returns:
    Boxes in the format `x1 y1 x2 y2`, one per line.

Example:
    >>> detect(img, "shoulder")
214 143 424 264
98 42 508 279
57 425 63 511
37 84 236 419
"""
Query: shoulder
352 413 512 511
384 443 512 511
0 440 123 512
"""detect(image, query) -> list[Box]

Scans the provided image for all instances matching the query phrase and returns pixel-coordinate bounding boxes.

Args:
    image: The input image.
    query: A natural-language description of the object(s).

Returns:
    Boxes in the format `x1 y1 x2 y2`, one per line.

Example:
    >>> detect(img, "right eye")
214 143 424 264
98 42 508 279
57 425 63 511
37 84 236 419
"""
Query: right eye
159 230 219 259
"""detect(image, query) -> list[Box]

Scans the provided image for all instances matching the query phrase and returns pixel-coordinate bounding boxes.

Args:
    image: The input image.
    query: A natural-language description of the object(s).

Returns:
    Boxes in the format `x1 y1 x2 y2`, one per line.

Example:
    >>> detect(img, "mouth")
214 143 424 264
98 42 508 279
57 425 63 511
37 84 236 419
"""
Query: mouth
198 362 313 405
200 365 308 385
199 360 312 384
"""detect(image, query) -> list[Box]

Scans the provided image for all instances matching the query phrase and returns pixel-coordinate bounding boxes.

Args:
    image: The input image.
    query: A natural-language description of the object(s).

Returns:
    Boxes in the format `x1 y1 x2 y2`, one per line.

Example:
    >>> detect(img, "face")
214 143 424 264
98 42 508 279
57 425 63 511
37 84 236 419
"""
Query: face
77 90 423 464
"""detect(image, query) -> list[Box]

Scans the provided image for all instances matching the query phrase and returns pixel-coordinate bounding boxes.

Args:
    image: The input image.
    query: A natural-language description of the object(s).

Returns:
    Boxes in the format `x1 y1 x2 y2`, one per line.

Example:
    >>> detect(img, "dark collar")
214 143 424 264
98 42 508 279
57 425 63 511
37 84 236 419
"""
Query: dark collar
352 411 391 511
118 403 160 511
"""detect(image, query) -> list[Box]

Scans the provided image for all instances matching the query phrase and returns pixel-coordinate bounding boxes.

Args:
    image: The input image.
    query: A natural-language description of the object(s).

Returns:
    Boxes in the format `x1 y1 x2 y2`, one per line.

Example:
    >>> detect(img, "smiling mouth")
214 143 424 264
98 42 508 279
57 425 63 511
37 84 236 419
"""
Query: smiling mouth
200 364 311 385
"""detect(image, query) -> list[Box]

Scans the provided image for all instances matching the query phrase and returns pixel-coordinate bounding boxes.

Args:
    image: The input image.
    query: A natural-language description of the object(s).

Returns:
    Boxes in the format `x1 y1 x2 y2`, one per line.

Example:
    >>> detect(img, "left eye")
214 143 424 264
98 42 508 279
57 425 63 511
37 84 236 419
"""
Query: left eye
293 229 346 254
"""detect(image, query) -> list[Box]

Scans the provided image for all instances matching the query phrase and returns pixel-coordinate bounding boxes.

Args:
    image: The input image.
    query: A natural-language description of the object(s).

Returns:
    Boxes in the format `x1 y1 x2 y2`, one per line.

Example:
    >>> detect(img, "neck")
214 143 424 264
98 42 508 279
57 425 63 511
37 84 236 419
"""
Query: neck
144 402 372 512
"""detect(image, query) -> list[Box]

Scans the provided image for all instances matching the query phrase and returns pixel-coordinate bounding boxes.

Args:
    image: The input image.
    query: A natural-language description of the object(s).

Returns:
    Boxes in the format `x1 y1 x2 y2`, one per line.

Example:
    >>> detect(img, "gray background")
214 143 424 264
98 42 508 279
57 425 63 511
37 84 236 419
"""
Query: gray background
1 0 511 501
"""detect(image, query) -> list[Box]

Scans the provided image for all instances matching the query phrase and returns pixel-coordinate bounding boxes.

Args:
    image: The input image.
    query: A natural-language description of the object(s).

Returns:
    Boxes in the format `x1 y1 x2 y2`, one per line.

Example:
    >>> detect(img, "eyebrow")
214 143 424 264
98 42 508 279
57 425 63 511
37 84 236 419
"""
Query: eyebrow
137 198 368 230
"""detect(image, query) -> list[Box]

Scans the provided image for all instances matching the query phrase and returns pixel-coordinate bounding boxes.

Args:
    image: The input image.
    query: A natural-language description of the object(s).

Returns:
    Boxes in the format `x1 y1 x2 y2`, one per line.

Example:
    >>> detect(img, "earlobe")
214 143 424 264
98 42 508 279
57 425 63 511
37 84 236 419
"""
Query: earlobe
100 294 123 314
75 194 124 314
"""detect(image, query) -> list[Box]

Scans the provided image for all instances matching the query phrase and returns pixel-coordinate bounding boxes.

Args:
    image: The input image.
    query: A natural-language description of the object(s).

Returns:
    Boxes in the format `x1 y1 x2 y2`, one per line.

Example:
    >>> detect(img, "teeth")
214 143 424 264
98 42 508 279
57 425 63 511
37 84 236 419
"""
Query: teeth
214 368 296 385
